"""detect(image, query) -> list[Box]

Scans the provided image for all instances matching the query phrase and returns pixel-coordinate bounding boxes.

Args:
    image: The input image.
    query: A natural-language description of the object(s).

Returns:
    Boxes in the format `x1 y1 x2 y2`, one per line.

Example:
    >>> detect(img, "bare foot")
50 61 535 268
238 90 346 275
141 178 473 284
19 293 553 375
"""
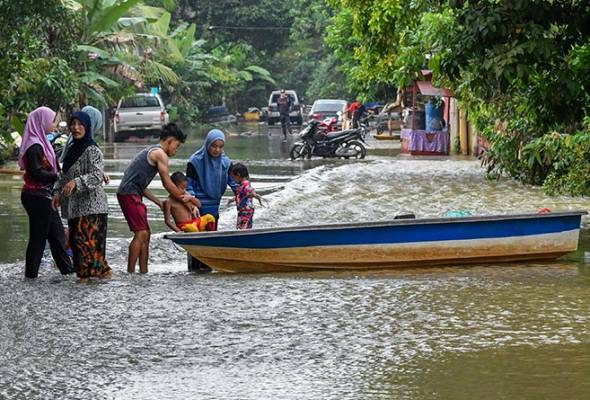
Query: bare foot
99 269 113 279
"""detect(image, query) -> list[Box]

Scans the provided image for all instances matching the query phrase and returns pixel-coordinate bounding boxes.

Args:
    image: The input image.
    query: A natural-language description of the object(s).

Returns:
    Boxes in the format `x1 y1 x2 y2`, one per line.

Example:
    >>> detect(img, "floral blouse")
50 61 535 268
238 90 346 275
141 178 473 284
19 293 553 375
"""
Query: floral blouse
54 145 108 219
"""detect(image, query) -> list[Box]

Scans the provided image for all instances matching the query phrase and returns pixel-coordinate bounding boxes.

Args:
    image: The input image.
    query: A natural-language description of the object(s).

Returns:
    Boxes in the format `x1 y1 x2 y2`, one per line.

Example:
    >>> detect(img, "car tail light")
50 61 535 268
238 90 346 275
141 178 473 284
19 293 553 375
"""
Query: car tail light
313 113 323 120
115 112 119 124
160 111 165 122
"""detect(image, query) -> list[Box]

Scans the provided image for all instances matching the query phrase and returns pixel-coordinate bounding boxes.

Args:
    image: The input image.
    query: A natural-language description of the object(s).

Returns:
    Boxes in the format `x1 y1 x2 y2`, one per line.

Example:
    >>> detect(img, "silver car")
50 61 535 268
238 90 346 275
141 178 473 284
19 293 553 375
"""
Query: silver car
113 93 169 141
308 99 347 124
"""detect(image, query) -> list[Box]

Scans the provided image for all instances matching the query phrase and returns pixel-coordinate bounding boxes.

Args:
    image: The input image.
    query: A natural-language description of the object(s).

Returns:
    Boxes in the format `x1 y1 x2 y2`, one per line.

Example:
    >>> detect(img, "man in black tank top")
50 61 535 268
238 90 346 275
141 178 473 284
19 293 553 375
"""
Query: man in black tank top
117 123 200 273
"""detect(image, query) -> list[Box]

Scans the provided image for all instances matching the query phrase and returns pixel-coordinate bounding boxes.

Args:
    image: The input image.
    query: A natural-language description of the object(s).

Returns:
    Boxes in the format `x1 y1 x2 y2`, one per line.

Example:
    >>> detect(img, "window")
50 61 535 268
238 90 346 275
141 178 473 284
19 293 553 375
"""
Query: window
121 96 161 108
271 94 296 104
313 102 346 112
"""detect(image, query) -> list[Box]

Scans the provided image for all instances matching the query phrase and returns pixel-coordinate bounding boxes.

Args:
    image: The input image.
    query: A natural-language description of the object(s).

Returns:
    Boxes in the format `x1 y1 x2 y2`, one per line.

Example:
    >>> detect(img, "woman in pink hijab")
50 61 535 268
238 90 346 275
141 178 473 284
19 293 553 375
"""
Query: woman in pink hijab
19 106 74 278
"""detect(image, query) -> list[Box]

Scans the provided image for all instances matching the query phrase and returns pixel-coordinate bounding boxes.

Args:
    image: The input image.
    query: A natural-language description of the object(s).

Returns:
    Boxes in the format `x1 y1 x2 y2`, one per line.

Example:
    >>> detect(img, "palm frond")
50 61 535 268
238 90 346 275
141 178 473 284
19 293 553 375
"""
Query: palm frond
79 71 120 88
90 0 144 34
141 60 181 85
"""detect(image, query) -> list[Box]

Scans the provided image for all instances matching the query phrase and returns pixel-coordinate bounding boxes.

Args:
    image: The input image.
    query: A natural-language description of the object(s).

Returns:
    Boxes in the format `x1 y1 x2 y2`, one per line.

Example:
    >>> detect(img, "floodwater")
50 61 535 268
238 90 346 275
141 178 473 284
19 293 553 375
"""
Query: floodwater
1 123 590 399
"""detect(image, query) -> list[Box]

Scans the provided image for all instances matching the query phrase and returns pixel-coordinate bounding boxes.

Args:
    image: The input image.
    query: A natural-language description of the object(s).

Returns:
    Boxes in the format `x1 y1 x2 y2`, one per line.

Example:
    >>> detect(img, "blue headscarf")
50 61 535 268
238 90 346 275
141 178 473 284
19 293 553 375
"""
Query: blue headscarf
62 111 96 173
188 129 231 200
81 105 103 134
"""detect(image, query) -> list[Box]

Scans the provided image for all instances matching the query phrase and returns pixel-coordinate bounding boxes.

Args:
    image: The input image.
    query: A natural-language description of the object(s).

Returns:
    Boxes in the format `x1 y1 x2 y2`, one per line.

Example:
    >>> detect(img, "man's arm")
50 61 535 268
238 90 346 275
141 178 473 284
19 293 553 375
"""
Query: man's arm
150 148 186 202
143 188 162 209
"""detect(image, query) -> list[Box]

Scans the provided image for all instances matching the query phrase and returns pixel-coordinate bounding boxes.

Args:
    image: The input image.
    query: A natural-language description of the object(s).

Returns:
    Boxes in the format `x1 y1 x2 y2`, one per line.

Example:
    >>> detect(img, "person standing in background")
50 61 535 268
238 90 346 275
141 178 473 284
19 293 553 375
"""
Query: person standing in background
277 89 292 140
347 99 367 129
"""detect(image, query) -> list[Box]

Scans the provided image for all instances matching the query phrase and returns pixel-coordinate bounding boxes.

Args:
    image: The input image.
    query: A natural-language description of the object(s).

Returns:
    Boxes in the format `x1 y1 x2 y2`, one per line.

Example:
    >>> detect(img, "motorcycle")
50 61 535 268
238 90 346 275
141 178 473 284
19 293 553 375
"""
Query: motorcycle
47 121 69 158
319 116 339 133
290 119 368 160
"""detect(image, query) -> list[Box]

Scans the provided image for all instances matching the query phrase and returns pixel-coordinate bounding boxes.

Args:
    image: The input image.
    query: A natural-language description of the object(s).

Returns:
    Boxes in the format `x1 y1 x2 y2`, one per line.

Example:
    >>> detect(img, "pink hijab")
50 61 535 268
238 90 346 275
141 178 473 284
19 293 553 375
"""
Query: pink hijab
18 107 58 173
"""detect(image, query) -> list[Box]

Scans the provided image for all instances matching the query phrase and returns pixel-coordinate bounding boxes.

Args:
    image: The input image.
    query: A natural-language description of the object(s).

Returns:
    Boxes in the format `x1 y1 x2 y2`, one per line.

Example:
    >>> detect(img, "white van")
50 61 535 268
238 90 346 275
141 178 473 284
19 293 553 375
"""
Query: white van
267 90 303 126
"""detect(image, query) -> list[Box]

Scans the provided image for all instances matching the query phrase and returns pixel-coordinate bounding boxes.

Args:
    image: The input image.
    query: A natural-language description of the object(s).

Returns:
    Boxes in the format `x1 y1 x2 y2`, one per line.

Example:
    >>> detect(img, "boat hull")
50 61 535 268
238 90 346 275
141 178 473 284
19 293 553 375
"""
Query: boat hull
167 212 585 273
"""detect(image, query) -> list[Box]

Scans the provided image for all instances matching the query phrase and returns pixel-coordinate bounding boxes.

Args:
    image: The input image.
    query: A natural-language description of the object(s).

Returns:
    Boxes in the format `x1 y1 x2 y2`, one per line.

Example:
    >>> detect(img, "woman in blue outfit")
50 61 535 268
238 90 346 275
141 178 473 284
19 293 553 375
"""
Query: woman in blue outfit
186 129 237 270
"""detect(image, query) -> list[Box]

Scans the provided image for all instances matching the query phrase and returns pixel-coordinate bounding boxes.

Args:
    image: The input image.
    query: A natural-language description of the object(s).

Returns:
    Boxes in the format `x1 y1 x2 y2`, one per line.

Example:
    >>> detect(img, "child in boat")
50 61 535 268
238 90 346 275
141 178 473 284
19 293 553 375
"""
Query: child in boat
164 172 216 232
227 163 263 229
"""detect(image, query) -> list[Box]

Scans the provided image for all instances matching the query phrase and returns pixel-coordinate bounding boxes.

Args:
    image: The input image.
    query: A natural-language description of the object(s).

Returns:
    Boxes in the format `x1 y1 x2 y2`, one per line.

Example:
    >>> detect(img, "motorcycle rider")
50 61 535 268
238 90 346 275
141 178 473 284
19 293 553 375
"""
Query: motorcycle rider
347 98 366 128
277 89 292 140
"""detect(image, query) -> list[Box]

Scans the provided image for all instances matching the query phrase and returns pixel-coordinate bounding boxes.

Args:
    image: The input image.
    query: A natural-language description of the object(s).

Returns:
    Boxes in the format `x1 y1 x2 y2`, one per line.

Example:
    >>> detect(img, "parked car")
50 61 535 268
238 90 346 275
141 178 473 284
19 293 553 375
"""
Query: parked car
243 107 261 122
206 105 237 124
113 93 169 141
267 90 303 126
364 101 384 114
308 99 348 126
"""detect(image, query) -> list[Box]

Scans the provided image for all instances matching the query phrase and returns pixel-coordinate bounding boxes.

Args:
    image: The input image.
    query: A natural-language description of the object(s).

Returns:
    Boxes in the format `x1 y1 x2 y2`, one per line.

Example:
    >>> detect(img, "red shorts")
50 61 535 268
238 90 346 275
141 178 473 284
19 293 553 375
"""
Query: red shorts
117 194 149 232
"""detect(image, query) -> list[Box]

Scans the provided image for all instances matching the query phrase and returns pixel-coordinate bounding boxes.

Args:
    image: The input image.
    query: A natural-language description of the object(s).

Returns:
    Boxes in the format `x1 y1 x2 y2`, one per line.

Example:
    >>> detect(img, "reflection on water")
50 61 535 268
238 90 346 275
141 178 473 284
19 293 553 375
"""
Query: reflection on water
1 124 590 399
412 343 590 399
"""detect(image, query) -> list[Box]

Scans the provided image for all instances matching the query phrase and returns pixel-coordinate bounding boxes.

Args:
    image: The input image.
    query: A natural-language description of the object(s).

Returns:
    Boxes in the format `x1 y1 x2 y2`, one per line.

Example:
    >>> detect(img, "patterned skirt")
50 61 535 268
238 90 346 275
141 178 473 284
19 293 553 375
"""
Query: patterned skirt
68 214 111 279
237 208 254 230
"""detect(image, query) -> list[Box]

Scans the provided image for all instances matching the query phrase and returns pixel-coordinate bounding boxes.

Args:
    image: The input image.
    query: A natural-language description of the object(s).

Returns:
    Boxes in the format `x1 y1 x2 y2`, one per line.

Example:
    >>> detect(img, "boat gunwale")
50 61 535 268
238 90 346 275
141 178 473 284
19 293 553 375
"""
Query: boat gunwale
165 211 587 241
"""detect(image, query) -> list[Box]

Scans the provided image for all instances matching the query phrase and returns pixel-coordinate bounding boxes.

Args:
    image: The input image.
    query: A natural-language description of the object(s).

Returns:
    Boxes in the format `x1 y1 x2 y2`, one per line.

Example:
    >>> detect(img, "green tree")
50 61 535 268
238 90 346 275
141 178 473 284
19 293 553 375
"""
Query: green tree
0 0 80 137
65 0 158 105
423 2 590 189
173 0 293 53
327 0 590 194
328 0 439 92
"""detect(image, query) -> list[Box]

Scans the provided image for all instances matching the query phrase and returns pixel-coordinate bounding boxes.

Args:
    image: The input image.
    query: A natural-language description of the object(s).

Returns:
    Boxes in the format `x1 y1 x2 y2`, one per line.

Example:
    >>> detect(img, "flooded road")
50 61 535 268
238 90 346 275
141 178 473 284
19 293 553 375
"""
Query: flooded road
1 123 590 399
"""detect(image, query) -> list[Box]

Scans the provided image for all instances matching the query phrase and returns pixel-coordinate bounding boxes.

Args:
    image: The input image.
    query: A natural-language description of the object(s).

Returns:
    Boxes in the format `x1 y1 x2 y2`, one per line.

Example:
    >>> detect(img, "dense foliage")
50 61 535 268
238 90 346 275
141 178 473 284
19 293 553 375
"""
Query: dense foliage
167 0 353 109
328 0 590 195
5 0 590 196
0 1 80 135
0 0 354 145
